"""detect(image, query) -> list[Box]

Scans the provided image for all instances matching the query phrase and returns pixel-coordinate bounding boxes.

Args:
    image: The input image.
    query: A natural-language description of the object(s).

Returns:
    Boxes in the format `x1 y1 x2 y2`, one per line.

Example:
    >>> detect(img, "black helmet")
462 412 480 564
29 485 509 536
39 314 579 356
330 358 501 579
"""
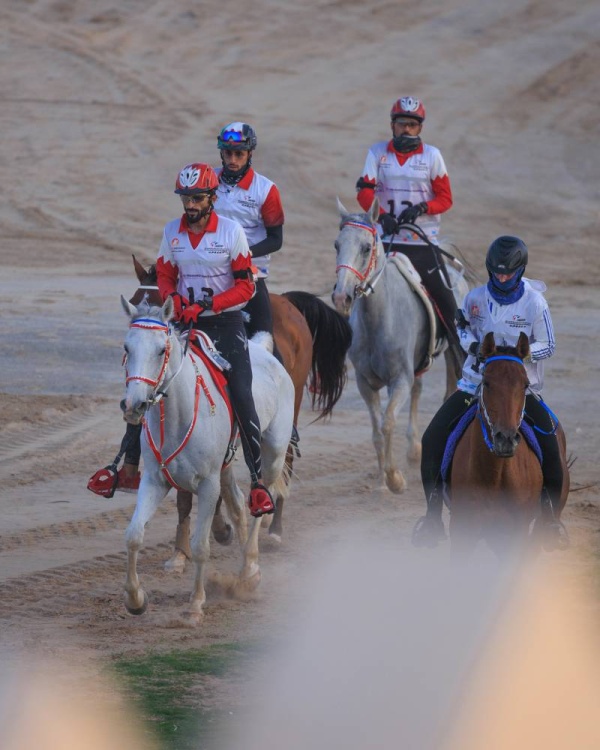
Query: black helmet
217 122 257 151
485 236 528 276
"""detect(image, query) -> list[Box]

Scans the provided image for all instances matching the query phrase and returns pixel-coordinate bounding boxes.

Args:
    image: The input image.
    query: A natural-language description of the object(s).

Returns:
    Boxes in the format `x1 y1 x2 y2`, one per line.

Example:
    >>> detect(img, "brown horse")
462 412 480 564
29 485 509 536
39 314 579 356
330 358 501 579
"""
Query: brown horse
129 255 352 563
448 332 569 557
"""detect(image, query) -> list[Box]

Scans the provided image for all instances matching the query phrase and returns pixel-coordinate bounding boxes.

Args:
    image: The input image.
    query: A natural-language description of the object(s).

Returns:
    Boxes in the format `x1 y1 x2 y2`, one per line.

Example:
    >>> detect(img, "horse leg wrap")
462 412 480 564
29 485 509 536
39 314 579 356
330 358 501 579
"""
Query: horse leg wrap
174 516 193 560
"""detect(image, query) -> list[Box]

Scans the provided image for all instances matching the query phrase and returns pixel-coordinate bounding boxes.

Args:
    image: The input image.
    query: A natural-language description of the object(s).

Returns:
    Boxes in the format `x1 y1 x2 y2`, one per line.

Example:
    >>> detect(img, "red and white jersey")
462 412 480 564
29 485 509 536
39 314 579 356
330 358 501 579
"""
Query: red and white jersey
215 167 284 278
357 140 452 245
156 211 254 315
457 279 555 395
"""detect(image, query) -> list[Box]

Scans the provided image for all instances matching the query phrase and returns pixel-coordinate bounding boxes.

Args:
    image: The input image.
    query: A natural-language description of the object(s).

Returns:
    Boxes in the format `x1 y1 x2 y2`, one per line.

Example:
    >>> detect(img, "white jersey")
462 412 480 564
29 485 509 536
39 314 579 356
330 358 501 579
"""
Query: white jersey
457 279 555 395
157 212 252 315
360 141 449 245
215 167 284 278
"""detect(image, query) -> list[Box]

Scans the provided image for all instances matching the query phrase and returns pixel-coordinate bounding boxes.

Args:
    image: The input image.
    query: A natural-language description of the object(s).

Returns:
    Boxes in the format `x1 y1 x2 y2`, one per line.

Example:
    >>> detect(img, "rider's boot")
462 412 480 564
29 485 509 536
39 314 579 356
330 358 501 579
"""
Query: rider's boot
412 485 447 548
248 481 275 518
538 487 569 551
116 462 141 493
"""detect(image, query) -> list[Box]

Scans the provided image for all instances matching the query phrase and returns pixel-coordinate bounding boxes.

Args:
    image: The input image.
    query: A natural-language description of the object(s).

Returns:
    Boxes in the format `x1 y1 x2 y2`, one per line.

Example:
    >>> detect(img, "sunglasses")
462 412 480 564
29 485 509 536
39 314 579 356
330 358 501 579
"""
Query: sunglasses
180 193 211 204
221 129 244 143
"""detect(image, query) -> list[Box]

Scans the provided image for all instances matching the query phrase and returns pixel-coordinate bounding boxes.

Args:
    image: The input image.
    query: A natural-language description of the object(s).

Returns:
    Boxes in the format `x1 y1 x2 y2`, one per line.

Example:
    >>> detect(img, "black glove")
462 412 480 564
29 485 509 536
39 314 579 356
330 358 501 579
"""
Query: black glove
379 212 399 236
398 202 428 225
468 341 484 361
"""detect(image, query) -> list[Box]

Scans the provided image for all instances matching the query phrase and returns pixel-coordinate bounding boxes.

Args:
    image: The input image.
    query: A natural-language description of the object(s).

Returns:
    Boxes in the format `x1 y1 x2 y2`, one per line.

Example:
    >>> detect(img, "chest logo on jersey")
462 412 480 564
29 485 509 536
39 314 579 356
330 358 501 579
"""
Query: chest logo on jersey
507 314 528 329
170 238 180 247
206 241 226 253
239 195 258 209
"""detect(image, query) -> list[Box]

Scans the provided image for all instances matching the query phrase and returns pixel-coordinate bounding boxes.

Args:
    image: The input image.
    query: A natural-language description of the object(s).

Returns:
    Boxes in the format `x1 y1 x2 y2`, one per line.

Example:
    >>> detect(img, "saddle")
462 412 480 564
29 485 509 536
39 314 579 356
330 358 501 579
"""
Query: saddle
185 330 238 467
386 252 445 375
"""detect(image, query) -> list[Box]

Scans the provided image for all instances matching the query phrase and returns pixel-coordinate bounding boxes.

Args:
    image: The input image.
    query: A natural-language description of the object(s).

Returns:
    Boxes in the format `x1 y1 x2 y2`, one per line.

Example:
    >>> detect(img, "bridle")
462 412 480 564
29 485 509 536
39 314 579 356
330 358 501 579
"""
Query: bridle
477 354 527 452
125 318 174 402
336 220 386 298
124 315 219 490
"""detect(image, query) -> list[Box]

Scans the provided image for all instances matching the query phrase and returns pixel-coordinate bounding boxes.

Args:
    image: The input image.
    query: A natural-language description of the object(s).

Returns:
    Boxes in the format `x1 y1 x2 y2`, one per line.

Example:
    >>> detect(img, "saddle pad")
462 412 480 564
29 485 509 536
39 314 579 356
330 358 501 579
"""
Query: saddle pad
386 252 440 374
441 404 543 484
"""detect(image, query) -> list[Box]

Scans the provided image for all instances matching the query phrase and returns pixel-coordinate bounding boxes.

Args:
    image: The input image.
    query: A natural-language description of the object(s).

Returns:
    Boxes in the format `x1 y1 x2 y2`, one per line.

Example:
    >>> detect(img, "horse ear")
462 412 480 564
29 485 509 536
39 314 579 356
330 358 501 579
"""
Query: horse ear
162 295 174 322
132 254 147 283
121 295 137 318
336 196 350 218
516 332 530 360
369 197 380 224
480 331 496 359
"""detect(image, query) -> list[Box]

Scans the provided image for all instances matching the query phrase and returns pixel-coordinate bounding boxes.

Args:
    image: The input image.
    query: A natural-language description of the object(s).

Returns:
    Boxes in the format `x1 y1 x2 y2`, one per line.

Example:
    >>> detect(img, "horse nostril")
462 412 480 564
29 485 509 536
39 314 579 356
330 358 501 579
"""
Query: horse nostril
120 399 127 413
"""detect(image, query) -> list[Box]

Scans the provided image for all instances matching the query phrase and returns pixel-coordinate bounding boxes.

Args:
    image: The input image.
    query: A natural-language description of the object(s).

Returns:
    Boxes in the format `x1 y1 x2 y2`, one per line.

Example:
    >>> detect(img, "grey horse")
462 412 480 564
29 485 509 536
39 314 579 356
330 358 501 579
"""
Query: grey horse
332 198 468 493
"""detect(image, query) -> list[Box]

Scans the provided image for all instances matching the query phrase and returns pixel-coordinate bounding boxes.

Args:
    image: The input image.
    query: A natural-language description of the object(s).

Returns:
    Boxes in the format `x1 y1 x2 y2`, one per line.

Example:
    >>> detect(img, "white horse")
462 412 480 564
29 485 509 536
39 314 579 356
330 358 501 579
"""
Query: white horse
120 296 294 624
332 198 469 494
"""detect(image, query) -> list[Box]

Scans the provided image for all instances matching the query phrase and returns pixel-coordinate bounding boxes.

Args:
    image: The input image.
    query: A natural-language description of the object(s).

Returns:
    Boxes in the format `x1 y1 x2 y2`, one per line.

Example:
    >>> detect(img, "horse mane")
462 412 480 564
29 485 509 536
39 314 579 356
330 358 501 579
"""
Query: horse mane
339 210 373 229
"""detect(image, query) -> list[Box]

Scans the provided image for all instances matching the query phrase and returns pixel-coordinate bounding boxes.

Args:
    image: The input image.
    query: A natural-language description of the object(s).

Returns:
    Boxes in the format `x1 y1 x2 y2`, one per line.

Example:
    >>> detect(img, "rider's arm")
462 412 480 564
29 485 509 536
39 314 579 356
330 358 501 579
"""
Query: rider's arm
457 295 478 353
251 183 284 258
250 224 283 258
528 297 556 362
211 223 256 314
156 228 180 300
356 147 379 212
425 150 453 215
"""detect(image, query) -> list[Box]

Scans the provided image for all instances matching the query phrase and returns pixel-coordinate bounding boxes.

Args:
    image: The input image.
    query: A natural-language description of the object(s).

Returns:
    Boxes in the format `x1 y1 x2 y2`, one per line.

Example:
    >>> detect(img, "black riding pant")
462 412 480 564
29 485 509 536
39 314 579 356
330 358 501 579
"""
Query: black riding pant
391 242 460 347
421 390 564 504
243 277 282 363
194 312 263 482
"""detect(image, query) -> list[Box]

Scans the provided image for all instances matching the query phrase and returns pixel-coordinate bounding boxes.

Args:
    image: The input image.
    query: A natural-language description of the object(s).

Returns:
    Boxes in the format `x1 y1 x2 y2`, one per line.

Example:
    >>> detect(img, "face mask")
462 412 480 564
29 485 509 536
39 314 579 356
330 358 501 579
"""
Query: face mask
392 134 422 153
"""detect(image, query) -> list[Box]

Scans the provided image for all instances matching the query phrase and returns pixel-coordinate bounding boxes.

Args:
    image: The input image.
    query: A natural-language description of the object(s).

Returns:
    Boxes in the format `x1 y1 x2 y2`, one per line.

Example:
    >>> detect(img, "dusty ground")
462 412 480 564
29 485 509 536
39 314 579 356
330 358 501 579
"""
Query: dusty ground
0 0 599 725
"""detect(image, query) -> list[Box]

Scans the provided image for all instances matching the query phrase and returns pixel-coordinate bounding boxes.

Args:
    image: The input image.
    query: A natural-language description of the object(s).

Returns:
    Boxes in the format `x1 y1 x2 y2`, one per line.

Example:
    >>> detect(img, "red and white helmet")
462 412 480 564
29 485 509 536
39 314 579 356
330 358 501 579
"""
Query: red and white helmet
174 163 219 195
390 97 426 123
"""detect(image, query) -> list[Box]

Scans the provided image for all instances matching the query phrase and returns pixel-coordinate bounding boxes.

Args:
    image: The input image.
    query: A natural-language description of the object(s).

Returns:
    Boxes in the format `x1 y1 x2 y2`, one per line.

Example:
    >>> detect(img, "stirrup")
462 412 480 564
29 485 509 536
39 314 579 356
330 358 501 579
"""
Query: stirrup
87 464 119 498
412 513 447 548
248 483 275 517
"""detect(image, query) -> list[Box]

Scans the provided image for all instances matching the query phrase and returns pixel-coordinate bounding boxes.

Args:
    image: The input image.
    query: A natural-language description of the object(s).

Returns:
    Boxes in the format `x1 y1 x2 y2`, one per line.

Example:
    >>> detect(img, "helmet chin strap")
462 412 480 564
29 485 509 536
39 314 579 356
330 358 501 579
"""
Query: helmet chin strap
220 152 253 185
392 134 422 153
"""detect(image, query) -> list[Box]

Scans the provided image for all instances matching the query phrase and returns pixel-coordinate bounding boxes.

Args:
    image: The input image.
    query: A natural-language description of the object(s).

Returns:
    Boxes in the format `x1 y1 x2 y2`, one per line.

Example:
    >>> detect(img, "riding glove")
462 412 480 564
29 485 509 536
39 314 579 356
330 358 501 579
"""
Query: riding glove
169 292 188 321
398 202 428 225
180 298 213 325
379 212 399 236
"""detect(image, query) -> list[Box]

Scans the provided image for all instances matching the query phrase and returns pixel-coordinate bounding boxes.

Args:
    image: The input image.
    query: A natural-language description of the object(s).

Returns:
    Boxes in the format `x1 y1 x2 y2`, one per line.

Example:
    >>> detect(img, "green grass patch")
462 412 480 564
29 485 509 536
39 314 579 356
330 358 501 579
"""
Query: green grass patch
110 643 252 750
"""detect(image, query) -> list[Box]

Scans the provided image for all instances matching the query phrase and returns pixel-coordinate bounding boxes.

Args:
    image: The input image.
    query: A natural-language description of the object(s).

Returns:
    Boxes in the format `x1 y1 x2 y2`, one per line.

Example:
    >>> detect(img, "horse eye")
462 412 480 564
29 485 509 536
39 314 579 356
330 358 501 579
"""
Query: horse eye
334 241 339 252
361 243 371 255
159 348 166 356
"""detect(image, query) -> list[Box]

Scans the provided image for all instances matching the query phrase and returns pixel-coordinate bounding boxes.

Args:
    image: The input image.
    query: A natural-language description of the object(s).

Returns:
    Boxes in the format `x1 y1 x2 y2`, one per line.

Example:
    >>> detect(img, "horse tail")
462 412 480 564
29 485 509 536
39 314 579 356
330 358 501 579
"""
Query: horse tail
282 291 352 419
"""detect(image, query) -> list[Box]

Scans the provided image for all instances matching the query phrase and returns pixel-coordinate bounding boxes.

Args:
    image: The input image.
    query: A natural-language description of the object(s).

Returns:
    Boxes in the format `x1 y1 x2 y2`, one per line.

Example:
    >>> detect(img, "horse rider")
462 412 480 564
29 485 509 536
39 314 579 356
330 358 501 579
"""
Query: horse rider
88 125 286 498
412 236 568 548
215 121 285 353
356 96 463 364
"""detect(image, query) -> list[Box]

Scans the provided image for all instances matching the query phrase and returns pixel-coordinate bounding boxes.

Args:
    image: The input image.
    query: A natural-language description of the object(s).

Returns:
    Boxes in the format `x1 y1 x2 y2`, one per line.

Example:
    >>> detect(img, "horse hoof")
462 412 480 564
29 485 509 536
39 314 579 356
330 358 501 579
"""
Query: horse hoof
267 530 282 545
385 471 407 494
124 590 148 615
213 523 234 546
164 550 187 573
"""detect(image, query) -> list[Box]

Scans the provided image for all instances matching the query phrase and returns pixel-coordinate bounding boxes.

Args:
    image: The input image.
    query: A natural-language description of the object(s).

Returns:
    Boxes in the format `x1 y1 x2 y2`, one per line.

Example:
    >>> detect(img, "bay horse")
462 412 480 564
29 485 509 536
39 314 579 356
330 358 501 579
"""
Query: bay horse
128 256 351 563
120 296 294 623
448 332 569 557
332 198 468 493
